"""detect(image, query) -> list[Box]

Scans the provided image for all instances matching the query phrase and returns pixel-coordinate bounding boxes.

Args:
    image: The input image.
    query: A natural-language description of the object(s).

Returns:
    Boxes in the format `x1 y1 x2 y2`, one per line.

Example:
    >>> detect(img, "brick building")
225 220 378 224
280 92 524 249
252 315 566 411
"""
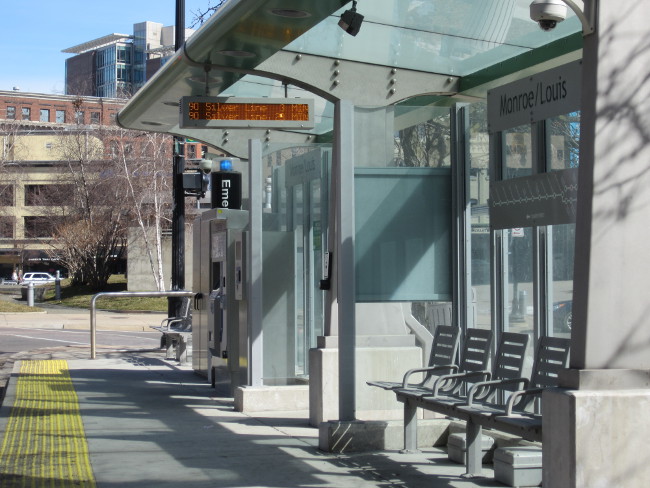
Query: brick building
0 90 204 282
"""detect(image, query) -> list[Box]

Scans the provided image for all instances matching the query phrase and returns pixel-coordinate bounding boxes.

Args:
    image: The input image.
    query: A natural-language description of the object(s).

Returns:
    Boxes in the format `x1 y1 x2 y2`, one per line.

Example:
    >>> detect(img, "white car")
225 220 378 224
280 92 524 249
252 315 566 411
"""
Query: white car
21 272 57 284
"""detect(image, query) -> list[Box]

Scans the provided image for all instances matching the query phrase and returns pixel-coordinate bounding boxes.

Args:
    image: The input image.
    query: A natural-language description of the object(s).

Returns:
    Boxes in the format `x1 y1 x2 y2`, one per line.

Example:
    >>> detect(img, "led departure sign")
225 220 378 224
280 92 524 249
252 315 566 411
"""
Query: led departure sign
179 97 315 129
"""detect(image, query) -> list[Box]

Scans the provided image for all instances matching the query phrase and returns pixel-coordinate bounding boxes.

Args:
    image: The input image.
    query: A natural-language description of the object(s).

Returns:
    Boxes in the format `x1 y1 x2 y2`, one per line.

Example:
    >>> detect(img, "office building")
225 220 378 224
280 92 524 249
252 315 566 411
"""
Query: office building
63 22 194 98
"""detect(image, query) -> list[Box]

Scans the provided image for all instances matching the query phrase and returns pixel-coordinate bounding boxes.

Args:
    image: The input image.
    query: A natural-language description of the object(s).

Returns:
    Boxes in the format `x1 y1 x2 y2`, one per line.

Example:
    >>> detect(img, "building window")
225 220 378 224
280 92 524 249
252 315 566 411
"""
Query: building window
24 216 55 238
6 106 16 120
75 111 84 124
0 185 14 206
0 217 14 239
22 107 31 120
40 109 50 122
56 110 65 123
25 184 73 206
187 144 197 159
90 112 101 124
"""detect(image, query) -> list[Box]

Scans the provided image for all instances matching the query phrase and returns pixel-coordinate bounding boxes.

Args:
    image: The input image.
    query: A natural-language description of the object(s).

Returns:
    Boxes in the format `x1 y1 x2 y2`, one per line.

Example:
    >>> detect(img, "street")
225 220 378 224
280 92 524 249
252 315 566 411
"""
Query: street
0 326 160 354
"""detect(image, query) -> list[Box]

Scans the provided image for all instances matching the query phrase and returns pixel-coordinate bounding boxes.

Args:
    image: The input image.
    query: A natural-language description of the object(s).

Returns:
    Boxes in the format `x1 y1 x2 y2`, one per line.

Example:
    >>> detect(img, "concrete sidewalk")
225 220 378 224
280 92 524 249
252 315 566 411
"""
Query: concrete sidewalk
0 302 166 332
0 349 506 488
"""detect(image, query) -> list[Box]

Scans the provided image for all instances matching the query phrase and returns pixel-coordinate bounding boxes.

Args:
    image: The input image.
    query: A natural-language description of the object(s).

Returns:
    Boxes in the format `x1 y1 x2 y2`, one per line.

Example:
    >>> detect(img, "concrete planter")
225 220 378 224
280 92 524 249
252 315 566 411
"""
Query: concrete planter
20 285 48 302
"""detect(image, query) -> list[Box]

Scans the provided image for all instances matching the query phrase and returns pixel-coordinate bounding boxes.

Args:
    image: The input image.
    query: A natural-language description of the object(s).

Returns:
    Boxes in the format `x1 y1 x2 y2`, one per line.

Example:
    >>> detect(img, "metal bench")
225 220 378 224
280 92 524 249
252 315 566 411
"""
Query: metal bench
367 325 460 391
394 328 493 452
396 331 528 465
448 335 570 477
151 297 192 362
471 336 571 441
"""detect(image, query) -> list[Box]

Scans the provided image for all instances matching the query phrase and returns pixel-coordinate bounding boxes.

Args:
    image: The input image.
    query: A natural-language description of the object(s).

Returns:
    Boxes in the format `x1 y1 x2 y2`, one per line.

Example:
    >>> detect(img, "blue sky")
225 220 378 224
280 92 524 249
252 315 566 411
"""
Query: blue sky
1 0 210 94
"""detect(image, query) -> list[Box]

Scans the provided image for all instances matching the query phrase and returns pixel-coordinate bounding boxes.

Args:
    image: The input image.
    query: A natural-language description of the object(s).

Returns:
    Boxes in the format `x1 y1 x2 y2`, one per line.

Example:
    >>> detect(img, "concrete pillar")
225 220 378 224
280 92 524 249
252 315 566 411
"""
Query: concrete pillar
545 2 650 486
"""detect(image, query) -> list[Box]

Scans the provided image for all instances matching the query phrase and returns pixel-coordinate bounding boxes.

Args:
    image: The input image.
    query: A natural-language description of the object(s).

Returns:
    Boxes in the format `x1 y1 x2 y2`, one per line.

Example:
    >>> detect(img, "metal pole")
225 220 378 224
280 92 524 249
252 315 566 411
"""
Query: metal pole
170 0 186 318
27 282 34 307
336 100 356 421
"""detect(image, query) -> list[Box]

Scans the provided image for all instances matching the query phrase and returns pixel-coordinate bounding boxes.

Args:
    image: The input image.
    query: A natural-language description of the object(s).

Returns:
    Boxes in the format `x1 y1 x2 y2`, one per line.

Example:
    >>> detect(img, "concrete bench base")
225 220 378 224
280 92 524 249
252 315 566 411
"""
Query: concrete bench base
494 446 542 487
447 432 495 464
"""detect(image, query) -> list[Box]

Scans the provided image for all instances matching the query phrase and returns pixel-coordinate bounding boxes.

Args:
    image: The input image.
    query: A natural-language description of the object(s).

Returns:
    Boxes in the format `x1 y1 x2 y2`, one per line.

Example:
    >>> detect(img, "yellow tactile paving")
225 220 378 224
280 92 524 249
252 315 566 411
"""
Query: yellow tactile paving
0 360 96 488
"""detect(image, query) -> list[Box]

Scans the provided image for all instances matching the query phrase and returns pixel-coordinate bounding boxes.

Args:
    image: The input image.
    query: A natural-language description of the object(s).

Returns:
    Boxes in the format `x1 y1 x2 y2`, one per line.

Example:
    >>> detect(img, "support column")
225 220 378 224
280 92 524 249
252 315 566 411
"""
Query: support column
545 2 650 486
248 139 263 387
336 99 356 421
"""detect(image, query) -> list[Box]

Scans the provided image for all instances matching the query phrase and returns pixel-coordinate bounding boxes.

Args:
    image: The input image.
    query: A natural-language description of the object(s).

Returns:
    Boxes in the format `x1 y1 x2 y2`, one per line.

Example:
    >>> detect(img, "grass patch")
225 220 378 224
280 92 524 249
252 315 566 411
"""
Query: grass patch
0 300 44 313
42 275 168 312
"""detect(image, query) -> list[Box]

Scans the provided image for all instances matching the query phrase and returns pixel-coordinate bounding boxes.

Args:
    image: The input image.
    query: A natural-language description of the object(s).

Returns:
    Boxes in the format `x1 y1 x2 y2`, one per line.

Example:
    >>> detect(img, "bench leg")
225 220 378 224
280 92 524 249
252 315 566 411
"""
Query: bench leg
176 339 187 363
164 335 175 360
463 418 482 478
401 399 419 453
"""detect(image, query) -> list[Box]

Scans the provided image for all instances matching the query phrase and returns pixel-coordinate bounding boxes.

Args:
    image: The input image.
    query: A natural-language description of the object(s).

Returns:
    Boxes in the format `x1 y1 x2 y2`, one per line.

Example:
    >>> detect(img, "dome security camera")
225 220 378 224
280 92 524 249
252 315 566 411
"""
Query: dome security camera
198 158 213 174
530 0 568 31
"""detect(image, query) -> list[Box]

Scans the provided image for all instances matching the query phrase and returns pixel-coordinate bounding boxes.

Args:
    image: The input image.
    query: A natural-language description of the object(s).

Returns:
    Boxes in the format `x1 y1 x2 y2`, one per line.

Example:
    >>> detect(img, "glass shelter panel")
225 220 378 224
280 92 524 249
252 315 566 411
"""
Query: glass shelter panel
547 112 579 337
354 168 452 302
261 144 330 385
469 102 492 330
503 227 534 334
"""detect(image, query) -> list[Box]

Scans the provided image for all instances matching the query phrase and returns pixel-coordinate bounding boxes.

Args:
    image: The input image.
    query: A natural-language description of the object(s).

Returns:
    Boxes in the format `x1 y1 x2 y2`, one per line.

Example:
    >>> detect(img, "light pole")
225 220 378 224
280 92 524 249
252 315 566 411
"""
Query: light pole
170 0 186 318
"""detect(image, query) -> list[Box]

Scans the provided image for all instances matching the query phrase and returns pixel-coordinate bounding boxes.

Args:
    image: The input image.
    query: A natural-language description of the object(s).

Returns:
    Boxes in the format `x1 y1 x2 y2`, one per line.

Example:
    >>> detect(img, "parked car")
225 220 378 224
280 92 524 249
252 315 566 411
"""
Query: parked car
20 272 57 284
553 300 572 332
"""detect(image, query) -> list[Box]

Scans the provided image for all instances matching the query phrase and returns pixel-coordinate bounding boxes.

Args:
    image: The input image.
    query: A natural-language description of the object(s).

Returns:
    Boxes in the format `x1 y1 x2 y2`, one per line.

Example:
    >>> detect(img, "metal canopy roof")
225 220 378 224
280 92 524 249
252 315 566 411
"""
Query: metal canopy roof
117 0 582 154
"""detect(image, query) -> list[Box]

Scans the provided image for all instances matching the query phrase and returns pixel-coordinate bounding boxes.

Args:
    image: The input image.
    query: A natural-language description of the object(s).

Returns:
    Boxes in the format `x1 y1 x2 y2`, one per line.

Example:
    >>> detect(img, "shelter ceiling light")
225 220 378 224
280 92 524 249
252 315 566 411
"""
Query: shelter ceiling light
339 1 364 37
269 8 311 18
217 49 256 58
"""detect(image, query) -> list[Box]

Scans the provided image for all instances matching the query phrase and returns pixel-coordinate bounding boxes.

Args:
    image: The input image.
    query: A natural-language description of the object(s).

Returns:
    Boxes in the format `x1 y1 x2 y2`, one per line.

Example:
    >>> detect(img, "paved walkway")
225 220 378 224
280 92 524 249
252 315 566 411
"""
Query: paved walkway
0 348 508 488
0 305 507 488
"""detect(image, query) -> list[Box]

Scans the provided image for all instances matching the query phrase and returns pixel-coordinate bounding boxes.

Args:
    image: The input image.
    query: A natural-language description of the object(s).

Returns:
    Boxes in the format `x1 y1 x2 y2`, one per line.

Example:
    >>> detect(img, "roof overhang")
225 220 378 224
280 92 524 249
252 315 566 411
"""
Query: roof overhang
63 34 134 54
117 0 583 156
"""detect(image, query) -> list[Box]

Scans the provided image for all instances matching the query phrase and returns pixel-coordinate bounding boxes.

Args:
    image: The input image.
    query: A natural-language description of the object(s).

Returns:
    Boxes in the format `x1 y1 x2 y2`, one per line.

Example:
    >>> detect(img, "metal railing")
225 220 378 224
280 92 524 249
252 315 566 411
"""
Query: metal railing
89 290 195 359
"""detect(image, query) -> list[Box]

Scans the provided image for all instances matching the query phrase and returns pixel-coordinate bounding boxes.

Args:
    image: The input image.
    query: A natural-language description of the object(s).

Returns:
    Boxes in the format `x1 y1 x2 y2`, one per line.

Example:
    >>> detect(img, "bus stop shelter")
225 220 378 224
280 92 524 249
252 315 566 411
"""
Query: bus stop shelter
118 1 650 486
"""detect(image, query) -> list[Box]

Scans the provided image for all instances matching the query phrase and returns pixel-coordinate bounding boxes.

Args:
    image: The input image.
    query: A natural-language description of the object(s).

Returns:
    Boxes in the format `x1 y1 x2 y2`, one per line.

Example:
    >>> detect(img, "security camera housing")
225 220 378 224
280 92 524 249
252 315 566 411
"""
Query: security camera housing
530 0 567 31
339 8 364 36
198 158 213 174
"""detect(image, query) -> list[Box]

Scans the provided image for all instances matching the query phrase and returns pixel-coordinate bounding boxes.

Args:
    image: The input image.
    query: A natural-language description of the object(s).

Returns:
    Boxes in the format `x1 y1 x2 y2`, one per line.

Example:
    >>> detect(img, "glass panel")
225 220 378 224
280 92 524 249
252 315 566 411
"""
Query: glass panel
550 223 574 337
310 178 325 341
548 112 580 170
469 101 492 330
292 184 306 376
261 144 330 385
504 124 533 179
355 167 452 302
503 227 533 333
39 109 49 122
393 105 451 168
288 1 582 77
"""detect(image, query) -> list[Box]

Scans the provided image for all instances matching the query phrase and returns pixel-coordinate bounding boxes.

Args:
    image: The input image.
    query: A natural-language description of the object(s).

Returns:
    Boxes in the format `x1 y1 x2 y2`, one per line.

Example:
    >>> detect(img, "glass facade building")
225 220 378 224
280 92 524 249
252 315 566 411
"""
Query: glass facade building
64 22 191 98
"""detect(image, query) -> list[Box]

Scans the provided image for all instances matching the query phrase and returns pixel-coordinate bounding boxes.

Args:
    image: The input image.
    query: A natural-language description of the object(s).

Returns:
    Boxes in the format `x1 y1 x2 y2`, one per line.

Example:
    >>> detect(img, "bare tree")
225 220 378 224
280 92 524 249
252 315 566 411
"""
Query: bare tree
107 128 173 291
395 117 451 167
189 1 228 27
43 123 128 290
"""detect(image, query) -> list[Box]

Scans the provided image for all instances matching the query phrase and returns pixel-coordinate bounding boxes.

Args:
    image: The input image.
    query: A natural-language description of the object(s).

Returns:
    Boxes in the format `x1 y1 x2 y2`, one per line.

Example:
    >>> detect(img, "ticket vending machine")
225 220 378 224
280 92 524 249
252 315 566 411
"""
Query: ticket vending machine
192 208 248 394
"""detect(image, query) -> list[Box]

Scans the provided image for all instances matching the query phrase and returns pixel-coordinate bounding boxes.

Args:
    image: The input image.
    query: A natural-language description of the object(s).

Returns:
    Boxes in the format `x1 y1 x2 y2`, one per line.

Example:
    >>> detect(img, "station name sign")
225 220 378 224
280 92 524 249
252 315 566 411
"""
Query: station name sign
179 96 315 129
487 60 582 133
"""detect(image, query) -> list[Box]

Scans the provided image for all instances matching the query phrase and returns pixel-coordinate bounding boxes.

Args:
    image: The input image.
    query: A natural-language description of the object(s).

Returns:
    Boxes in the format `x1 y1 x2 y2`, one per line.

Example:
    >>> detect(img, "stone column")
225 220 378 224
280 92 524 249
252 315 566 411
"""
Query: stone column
544 2 650 486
